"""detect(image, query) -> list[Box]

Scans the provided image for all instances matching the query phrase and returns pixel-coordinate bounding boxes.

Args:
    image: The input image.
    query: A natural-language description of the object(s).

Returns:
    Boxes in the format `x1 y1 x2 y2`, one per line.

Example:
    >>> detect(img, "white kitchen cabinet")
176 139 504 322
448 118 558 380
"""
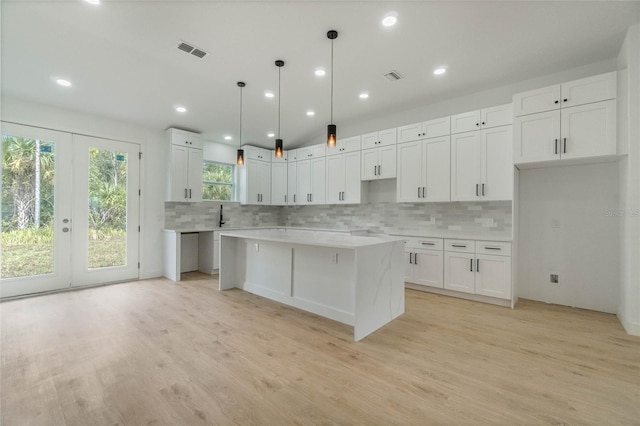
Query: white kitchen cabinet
444 239 512 299
361 145 396 180
397 116 450 144
327 151 361 204
404 238 444 289
361 128 397 150
327 136 361 156
271 162 288 205
244 145 271 161
238 146 271 205
271 149 288 163
513 71 616 116
451 104 512 134
397 136 450 202
287 160 298 204
297 143 326 159
451 126 512 201
166 128 204 202
297 157 325 204
514 100 616 165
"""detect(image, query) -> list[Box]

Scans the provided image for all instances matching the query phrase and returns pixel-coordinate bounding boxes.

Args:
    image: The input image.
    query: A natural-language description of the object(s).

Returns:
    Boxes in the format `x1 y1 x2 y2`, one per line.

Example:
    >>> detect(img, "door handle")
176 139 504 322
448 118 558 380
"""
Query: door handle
470 258 473 272
184 188 188 199
377 165 381 175
414 254 418 265
293 194 296 203
374 165 377 176
422 187 425 198
418 187 421 198
555 138 558 155
563 138 567 154
189 188 192 199
409 253 413 264
476 184 479 196
476 259 480 272
482 184 485 196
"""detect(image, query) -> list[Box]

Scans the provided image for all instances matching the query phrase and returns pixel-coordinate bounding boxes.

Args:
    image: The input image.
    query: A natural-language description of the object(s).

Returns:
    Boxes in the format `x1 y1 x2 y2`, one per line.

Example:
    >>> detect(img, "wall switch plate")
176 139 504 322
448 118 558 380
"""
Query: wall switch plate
550 274 559 284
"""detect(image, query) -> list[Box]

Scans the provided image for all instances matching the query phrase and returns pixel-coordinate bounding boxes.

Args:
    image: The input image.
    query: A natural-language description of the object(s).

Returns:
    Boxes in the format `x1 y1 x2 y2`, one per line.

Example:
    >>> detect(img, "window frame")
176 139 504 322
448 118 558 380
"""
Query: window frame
202 160 234 202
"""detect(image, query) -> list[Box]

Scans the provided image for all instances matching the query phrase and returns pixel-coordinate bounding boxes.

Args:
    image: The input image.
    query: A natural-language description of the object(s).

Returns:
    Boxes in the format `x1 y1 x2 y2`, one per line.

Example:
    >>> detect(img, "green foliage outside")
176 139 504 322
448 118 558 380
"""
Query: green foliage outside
1 137 127 279
203 161 233 201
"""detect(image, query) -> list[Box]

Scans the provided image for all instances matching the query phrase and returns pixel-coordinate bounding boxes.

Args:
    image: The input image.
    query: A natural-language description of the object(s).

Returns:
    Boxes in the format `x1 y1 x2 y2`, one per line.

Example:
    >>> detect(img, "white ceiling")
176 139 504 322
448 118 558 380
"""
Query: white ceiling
2 1 639 149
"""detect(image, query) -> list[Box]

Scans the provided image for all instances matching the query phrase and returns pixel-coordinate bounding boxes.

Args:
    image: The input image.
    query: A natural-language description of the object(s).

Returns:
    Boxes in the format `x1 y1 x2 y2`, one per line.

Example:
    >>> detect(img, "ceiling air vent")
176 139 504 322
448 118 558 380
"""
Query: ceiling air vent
384 70 403 81
177 41 209 59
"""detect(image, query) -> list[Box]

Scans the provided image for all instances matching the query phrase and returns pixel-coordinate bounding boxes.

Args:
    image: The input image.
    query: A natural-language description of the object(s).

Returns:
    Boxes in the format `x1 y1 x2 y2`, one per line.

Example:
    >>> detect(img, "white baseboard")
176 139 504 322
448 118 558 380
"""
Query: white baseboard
617 311 640 336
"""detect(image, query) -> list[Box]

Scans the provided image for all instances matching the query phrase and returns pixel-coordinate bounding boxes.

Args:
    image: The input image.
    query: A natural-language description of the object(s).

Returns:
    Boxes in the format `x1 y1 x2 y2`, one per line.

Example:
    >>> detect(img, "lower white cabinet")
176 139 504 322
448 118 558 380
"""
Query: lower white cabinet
444 239 512 300
404 238 444 289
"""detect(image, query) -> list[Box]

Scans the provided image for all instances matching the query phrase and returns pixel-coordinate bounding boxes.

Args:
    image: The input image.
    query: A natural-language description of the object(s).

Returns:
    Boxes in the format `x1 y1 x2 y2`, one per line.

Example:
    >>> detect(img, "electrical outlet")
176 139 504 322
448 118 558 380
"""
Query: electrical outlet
550 274 559 284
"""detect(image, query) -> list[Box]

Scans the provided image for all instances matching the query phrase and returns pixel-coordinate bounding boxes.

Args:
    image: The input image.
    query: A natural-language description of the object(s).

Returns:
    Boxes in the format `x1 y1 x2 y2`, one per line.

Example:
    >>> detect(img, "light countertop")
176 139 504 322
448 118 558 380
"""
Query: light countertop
219 229 405 249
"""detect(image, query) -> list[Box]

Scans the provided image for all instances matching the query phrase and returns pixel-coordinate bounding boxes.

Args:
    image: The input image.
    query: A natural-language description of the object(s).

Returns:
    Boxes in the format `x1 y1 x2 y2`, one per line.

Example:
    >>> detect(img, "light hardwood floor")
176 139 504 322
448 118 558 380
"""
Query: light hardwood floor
1 273 639 425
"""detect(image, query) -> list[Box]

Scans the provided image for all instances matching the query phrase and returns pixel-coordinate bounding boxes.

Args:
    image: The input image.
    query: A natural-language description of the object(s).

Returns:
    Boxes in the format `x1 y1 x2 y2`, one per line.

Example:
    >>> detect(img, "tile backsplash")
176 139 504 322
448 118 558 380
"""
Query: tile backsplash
165 201 512 238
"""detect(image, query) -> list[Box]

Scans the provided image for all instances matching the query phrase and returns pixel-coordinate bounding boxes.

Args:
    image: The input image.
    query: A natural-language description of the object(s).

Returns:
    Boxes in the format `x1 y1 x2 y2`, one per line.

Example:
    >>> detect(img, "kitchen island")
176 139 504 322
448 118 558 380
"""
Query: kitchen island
219 229 405 341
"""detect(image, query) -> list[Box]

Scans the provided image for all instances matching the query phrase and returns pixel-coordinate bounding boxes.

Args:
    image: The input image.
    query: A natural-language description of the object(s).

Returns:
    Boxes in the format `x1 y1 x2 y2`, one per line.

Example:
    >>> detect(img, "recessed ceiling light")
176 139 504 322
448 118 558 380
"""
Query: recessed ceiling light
359 92 369 99
175 106 187 113
224 135 232 140
56 79 72 87
267 132 275 138
265 91 275 98
84 0 100 4
306 110 315 116
433 67 447 75
382 12 398 27
315 68 326 77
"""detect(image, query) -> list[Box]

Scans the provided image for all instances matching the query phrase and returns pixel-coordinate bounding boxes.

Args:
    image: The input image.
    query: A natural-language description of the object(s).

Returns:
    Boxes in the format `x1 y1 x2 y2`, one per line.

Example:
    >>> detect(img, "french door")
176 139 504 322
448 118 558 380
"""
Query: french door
1 123 140 298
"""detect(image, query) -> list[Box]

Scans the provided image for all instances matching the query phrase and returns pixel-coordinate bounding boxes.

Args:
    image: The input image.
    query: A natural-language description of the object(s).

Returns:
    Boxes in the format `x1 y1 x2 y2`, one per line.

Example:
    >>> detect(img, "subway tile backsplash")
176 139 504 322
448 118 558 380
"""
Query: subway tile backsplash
165 201 512 238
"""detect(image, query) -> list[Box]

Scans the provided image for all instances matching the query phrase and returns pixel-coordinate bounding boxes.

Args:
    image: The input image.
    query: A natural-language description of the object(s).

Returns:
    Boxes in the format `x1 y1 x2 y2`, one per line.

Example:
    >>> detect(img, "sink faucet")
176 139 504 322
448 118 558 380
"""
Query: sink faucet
219 204 225 227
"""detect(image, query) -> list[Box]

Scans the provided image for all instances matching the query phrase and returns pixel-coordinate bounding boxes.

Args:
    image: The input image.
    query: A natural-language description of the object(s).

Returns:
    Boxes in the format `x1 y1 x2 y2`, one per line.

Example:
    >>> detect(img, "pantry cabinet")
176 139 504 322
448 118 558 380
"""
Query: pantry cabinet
396 136 450 202
451 126 513 201
166 128 204 202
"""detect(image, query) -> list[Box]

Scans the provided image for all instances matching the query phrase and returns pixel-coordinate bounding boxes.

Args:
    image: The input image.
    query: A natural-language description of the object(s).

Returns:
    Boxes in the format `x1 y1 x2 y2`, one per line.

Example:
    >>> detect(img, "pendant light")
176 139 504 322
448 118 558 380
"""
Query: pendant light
326 30 338 147
275 60 285 157
236 81 246 165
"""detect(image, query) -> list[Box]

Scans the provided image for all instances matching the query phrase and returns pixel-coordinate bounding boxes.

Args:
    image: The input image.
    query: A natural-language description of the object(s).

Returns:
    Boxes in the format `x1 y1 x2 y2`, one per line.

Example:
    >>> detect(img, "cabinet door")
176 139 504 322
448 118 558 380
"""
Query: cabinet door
413 250 444 289
424 116 450 138
378 128 397 147
310 157 326 204
343 151 361 203
187 148 203 202
444 252 475 294
170 144 189 201
404 251 415 283
259 161 271 204
397 123 424 144
342 136 362 153
246 158 261 204
560 100 616 160
361 148 378 180
481 104 512 129
326 154 345 204
451 132 481 201
481 126 513 201
396 141 423 202
475 254 511 299
311 144 326 158
271 162 288 205
513 84 560 116
424 136 451 202
287 161 297 204
378 145 397 179
297 160 311 204
361 132 380 150
560 71 616 108
451 110 481 134
514 110 561 164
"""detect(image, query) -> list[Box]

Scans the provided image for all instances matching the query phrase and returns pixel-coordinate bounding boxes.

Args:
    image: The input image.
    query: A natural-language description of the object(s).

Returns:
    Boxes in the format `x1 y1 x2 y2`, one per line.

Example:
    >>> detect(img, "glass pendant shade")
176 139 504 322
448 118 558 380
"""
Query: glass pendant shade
236 149 244 165
275 139 283 157
327 124 337 147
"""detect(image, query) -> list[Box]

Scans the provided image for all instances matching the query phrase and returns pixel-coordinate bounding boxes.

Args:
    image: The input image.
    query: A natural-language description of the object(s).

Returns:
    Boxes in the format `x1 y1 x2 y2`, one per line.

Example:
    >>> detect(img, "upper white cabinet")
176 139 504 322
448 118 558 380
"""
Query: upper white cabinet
451 126 513 201
361 128 397 150
297 143 326 159
397 116 450 144
451 104 512 134
326 151 362 204
238 145 271 205
513 71 617 116
166 128 204 202
361 145 396 180
513 72 617 166
297 157 326 204
287 161 298 205
397 136 450 202
271 149 288 163
271 161 288 206
327 136 361 156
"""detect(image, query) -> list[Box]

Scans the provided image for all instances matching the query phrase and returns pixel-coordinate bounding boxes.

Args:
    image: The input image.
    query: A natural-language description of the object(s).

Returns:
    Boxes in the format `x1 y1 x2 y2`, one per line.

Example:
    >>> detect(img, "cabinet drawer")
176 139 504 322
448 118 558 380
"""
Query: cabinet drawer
476 241 511 256
444 239 475 253
405 237 443 250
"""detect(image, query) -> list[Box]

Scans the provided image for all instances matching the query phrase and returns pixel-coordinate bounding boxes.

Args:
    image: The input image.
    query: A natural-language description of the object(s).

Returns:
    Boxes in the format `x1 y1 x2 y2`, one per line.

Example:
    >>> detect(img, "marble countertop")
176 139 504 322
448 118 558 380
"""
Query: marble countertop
219 229 405 249
164 226 370 234
388 231 512 242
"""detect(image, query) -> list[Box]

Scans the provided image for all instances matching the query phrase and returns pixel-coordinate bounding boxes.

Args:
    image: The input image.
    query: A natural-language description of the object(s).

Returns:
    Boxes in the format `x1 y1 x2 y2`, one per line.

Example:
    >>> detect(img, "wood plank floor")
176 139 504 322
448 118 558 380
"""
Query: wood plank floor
1 273 639 425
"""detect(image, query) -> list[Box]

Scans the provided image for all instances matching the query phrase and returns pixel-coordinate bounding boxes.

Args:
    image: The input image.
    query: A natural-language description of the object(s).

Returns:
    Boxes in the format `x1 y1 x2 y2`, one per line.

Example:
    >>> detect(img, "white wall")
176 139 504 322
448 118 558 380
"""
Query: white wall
1 96 167 279
518 163 620 313
617 24 640 335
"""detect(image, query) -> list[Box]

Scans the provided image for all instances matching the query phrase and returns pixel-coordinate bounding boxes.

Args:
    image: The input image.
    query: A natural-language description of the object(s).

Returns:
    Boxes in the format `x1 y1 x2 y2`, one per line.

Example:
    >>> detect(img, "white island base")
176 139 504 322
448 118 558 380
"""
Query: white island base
219 230 405 341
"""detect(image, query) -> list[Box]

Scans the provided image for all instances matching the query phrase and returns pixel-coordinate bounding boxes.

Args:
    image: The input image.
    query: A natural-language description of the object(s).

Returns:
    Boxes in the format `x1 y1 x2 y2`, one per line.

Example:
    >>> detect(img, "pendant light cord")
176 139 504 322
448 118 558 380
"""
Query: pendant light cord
330 38 334 123
239 86 243 147
278 67 281 138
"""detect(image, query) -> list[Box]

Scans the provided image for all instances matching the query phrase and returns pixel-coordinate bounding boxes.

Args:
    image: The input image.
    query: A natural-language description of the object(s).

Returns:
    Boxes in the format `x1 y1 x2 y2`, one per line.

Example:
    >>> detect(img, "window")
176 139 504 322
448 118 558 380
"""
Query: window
202 161 234 201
